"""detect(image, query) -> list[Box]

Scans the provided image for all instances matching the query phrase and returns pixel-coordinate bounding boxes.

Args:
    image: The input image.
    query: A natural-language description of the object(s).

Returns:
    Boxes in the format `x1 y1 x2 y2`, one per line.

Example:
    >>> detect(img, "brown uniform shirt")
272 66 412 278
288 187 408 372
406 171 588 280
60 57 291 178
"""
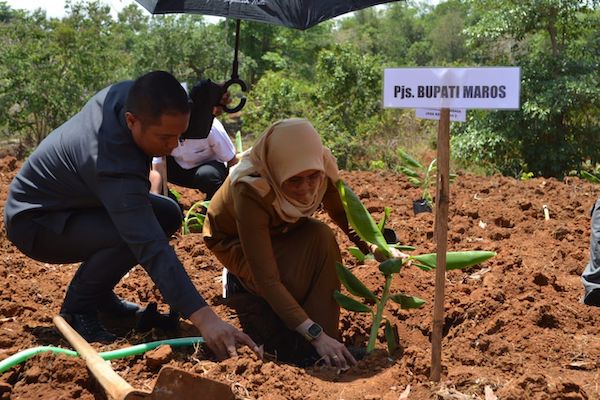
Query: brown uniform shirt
203 175 368 329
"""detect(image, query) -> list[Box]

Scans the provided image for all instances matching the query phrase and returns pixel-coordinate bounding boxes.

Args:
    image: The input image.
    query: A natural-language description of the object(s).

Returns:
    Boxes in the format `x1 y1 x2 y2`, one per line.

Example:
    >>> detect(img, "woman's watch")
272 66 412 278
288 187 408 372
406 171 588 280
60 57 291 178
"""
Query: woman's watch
303 322 323 341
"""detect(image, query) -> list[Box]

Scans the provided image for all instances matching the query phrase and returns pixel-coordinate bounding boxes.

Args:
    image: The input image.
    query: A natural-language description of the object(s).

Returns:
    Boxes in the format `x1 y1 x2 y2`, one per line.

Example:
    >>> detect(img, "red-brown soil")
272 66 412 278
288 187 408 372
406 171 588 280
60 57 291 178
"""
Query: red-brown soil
1 155 599 399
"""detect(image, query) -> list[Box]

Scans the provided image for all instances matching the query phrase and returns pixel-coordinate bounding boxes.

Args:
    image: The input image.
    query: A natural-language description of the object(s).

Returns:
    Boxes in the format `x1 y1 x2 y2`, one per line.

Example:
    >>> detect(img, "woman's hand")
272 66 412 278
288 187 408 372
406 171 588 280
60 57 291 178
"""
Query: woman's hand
370 244 410 263
311 333 357 369
189 306 262 360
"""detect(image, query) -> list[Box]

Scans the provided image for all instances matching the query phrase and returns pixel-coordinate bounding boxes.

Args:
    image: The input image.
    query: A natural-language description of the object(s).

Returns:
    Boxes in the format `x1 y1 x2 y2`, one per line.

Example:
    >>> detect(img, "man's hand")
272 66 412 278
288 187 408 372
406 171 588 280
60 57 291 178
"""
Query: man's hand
189 306 261 360
212 91 231 117
311 333 357 369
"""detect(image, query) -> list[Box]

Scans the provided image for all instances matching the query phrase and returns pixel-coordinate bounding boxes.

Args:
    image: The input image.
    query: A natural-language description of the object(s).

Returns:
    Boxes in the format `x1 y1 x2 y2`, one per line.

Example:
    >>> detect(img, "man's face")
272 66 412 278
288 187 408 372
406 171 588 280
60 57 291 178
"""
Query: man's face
126 111 190 157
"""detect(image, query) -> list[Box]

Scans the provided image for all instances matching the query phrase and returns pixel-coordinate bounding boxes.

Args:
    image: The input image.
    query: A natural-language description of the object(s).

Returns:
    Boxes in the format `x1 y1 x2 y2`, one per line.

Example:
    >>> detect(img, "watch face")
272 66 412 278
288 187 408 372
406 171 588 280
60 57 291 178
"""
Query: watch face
308 323 323 338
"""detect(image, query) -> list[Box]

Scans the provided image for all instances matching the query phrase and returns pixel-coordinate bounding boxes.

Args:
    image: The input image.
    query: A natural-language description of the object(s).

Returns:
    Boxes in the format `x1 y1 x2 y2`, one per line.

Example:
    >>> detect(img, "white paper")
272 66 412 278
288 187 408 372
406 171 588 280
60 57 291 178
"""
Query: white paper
415 108 466 122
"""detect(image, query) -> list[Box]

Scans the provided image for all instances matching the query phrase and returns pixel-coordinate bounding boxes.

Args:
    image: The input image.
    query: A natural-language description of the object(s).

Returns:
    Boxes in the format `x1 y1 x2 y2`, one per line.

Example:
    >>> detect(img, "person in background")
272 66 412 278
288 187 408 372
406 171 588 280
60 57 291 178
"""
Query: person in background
203 118 407 369
149 84 238 200
582 198 600 306
4 71 259 360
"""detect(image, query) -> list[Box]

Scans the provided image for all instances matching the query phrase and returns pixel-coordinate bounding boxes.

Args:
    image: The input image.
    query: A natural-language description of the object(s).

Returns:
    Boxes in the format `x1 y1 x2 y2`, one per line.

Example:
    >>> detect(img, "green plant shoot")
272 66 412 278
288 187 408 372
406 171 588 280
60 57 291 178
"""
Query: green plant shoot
235 131 243 154
396 149 457 208
581 170 600 184
182 200 210 235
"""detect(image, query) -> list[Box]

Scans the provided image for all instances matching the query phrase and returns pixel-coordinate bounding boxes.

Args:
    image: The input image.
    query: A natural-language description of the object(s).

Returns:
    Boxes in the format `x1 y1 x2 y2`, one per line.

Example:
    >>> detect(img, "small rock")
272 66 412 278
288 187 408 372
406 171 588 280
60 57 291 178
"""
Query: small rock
24 365 42 383
145 345 173 369
0 381 12 394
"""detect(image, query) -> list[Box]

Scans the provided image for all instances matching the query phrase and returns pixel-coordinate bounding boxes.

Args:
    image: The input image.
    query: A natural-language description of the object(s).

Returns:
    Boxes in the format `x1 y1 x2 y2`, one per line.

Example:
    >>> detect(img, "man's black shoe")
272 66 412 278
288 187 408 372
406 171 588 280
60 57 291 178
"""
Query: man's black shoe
583 289 600 307
62 312 117 343
98 292 141 317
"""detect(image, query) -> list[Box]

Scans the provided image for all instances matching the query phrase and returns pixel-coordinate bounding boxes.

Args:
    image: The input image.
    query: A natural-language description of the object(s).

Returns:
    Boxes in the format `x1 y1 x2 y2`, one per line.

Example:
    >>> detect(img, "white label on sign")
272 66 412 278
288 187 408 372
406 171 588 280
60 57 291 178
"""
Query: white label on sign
383 67 520 109
415 108 466 122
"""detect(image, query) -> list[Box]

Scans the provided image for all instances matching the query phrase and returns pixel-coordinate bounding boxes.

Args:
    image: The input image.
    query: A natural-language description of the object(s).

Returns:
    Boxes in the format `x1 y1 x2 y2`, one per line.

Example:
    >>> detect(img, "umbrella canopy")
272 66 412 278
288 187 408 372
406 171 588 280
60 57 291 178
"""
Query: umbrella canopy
135 0 402 30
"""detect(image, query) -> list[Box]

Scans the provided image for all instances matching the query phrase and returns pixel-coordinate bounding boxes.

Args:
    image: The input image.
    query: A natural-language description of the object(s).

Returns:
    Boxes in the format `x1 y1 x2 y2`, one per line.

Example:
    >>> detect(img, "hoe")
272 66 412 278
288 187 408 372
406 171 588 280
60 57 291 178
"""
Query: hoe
54 315 234 400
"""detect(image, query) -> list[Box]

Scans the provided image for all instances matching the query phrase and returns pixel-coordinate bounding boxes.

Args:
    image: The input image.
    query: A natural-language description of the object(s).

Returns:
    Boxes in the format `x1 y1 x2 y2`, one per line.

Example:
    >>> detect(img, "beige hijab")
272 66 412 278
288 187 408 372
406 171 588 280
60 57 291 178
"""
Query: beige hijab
230 118 339 223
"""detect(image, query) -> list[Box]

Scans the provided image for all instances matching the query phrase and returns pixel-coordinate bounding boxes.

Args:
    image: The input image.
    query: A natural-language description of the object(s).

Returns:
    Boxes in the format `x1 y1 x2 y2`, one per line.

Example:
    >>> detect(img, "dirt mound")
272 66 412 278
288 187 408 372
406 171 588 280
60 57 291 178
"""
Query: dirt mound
1 157 599 399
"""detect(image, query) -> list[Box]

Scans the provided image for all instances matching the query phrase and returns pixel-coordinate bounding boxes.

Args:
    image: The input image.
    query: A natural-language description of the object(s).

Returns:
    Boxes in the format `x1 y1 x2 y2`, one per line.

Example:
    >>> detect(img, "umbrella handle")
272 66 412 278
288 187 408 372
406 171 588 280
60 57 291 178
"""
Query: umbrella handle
222 77 247 113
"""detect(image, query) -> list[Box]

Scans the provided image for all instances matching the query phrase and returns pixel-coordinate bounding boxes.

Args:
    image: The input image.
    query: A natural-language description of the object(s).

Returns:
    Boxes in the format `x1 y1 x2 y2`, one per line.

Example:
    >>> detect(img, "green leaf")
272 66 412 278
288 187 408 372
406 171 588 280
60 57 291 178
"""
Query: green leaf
335 262 377 302
581 170 600 184
235 131 243 153
407 177 422 187
411 251 496 270
398 166 420 178
377 206 391 232
426 158 437 176
389 293 426 309
378 258 404 276
335 180 391 257
384 320 399 354
391 244 416 251
413 262 434 272
333 291 372 313
397 148 424 171
348 247 366 263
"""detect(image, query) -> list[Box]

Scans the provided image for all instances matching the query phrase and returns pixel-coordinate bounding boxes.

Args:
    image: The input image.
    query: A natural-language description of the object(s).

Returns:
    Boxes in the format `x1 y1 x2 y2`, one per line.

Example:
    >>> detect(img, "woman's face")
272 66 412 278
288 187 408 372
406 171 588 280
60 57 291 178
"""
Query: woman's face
281 169 324 204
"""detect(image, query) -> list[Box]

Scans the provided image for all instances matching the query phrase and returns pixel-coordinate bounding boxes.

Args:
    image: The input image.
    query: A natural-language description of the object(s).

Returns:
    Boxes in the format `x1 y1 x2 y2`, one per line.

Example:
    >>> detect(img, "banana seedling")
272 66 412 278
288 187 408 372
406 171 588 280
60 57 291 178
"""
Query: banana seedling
182 200 210 234
335 180 495 354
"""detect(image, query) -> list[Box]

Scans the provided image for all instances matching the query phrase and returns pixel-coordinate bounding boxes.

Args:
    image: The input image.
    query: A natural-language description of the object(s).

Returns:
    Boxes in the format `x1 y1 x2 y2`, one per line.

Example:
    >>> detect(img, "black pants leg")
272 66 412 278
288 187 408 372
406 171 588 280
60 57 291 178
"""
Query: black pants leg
166 157 228 200
582 198 600 302
10 194 181 313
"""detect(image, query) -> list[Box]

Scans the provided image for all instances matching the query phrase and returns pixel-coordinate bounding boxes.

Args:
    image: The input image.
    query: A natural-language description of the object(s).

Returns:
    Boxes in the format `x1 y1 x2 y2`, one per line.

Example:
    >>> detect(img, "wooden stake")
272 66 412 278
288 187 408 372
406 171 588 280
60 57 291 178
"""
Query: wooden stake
430 108 450 382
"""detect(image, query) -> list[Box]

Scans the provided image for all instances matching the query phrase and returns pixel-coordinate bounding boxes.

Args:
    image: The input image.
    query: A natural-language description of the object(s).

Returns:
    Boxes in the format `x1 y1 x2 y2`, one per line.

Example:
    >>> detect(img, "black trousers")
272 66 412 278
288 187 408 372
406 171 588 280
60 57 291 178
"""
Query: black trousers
582 198 600 298
8 193 182 314
166 157 228 200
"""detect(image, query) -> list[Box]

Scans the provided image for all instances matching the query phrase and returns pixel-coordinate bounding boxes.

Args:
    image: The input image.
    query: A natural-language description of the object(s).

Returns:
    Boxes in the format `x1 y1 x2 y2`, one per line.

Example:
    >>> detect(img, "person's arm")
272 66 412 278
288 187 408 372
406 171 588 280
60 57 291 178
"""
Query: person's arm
95 171 258 359
226 154 239 168
208 119 237 165
233 183 310 328
150 157 167 195
295 318 356 369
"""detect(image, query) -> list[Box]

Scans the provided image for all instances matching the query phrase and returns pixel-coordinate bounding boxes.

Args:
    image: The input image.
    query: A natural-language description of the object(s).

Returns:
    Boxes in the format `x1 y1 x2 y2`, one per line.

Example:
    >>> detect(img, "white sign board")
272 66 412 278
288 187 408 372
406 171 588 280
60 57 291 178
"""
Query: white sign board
416 108 466 122
384 67 520 110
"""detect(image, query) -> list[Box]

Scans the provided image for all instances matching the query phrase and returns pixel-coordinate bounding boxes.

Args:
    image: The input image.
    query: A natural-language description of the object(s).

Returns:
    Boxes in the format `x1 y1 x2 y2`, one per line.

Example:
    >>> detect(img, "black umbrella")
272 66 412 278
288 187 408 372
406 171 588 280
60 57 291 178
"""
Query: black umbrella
135 0 403 135
135 0 402 30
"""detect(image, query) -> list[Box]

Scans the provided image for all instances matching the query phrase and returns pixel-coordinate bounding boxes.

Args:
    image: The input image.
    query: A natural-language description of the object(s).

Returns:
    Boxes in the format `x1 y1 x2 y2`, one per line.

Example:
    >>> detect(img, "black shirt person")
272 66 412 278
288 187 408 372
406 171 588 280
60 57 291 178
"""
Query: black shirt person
4 71 258 359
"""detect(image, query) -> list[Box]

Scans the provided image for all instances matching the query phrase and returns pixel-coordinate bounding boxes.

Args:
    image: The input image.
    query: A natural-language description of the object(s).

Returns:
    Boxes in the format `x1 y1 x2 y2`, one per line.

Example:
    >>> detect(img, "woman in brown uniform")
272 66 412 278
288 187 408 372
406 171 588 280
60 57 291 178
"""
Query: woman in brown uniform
203 118 395 368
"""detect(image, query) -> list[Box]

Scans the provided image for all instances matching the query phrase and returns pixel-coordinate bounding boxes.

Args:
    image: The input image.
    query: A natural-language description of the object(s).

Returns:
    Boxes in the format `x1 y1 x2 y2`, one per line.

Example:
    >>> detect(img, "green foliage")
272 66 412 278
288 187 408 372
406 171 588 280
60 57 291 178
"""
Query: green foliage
457 0 600 178
312 44 384 169
520 171 534 181
581 170 600 184
0 2 124 145
241 70 314 138
1 0 597 179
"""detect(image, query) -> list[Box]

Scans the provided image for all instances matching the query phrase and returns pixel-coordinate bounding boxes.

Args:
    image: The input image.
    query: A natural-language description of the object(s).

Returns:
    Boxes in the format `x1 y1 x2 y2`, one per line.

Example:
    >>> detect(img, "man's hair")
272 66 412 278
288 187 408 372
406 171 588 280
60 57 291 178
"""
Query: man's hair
125 71 191 125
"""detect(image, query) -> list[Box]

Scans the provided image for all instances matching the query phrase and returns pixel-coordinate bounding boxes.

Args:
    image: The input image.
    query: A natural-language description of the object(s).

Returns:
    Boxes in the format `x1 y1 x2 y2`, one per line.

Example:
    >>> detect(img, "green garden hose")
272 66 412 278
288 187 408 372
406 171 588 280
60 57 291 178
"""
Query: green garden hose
0 337 205 374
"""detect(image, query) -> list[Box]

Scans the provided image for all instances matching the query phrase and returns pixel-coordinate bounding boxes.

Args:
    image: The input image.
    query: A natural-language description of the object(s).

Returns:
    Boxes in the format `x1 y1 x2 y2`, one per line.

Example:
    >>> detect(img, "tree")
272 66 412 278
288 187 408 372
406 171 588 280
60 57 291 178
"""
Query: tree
131 15 233 84
0 1 124 146
454 0 600 177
